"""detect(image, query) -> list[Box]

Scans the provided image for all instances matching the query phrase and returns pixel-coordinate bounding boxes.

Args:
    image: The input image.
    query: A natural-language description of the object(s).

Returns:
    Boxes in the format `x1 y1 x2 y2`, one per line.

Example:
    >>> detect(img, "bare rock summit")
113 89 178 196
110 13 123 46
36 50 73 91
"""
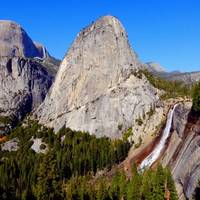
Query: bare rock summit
0 20 43 58
36 15 159 138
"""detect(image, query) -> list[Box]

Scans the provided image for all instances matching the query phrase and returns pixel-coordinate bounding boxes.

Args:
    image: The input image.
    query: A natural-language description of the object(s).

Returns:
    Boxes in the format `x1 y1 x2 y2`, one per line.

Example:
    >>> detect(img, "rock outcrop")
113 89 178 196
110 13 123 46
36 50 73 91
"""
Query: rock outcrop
30 137 48 154
1 137 19 152
36 15 159 138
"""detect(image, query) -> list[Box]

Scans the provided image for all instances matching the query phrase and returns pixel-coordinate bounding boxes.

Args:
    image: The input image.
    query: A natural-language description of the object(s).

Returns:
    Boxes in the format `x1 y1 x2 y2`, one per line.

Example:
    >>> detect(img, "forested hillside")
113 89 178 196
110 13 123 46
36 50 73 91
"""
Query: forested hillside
0 120 130 199
0 120 178 199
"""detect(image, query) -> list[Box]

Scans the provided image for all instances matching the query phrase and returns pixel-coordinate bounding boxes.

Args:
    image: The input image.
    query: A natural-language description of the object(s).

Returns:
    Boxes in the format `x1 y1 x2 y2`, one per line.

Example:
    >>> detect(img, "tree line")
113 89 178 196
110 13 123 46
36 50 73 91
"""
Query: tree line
64 164 178 200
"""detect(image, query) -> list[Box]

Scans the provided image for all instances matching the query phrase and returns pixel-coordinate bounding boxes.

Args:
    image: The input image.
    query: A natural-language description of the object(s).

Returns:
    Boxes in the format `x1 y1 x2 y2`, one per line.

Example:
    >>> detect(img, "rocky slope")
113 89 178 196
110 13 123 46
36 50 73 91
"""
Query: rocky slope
33 41 60 76
161 102 200 199
36 15 160 138
121 100 200 199
37 56 60 77
0 20 60 76
0 57 52 126
0 20 58 132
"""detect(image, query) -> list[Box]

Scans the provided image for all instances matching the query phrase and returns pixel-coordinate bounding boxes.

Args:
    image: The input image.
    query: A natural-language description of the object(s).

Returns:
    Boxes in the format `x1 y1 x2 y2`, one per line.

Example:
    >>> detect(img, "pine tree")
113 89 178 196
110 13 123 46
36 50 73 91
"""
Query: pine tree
96 178 110 200
33 152 62 200
118 170 127 199
109 172 120 200
165 168 178 200
151 165 165 200
141 170 154 200
192 81 200 114
126 164 142 200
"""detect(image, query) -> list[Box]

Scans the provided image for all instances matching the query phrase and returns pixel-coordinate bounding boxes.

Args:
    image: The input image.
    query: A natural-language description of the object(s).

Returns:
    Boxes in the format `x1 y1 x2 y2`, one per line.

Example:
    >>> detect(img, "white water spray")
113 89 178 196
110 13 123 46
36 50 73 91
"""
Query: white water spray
140 104 178 170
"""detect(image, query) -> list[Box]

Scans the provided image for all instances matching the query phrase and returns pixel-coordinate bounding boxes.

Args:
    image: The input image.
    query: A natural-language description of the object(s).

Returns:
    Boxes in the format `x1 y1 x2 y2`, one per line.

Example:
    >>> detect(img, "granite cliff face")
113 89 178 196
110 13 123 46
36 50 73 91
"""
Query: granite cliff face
36 15 159 138
161 102 200 199
0 20 42 58
0 57 52 124
0 20 60 75
0 20 56 132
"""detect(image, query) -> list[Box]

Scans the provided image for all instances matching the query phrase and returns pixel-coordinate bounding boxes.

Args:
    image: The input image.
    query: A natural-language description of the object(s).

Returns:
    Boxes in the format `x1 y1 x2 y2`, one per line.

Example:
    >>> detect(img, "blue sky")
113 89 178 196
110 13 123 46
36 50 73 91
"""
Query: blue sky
1 0 200 72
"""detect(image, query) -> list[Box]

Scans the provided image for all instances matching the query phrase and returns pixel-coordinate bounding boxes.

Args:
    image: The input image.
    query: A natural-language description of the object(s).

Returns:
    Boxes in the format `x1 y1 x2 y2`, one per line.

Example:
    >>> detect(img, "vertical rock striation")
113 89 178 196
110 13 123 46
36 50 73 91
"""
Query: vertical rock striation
161 102 200 199
0 20 55 131
0 57 52 124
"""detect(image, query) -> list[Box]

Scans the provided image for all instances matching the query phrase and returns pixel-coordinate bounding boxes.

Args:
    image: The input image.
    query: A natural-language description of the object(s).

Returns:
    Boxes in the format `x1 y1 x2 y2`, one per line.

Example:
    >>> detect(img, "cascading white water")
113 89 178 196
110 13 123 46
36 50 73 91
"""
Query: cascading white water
42 46 46 59
140 104 178 170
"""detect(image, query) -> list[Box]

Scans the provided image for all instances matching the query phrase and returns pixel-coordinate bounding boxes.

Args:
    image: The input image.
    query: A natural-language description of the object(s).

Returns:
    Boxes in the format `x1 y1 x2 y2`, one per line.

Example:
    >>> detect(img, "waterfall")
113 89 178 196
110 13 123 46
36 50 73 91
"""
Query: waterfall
140 104 178 170
34 46 46 60
42 46 46 59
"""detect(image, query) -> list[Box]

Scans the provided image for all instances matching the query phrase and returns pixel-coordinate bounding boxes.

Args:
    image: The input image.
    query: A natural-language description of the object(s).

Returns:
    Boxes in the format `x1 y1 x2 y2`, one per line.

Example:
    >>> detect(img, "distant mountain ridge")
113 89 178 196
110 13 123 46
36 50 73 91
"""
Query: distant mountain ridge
160 70 200 84
144 61 200 84
145 62 166 73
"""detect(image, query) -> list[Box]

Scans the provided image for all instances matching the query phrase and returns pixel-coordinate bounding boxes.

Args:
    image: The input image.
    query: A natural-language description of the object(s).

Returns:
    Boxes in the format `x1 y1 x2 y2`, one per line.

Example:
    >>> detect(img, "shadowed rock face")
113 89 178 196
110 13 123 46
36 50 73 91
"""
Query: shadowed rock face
33 42 50 59
36 15 159 138
0 57 53 127
0 20 59 132
0 20 42 58
161 102 200 199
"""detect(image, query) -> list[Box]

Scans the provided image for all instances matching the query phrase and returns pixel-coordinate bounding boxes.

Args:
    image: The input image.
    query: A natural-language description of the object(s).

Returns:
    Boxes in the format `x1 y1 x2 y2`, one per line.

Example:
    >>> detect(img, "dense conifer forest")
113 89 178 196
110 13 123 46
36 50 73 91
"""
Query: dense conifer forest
64 164 178 200
0 120 130 199
0 119 179 199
